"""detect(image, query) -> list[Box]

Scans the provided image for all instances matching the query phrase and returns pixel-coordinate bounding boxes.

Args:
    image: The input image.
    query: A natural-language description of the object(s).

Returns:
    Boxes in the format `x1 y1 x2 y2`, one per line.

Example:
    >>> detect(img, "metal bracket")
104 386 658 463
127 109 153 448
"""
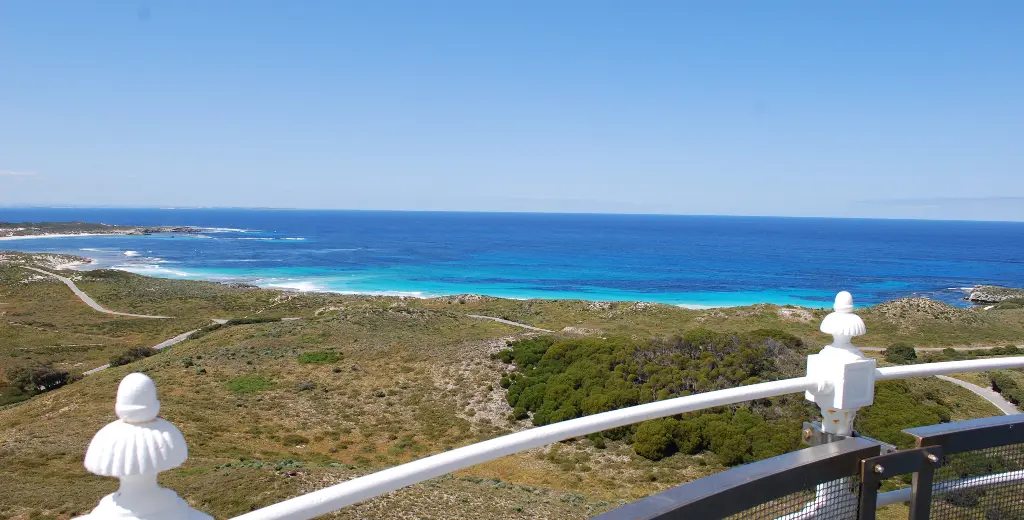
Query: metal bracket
858 446 943 520
802 421 897 454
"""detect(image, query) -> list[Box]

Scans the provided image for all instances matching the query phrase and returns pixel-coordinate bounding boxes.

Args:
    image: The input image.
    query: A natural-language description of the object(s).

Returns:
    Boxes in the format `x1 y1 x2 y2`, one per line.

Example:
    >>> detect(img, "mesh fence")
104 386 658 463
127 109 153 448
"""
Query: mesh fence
725 477 860 520
930 443 1024 519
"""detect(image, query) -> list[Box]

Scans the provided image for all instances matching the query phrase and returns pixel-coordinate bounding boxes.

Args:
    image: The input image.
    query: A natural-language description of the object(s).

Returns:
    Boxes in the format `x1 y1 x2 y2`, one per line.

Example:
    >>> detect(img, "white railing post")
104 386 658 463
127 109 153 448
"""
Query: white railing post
805 291 876 436
74 373 211 520
789 291 877 519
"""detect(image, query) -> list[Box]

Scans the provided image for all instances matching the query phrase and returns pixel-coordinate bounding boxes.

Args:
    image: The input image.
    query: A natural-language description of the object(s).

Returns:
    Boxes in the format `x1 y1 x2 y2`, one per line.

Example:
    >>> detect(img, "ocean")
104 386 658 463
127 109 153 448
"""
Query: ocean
1 208 1022 308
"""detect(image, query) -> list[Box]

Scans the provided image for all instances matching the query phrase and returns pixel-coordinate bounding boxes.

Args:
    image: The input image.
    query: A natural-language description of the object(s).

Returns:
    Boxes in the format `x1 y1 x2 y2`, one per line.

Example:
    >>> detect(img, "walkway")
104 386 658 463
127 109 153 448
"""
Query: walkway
83 328 201 375
935 374 1019 415
466 314 554 333
22 266 171 319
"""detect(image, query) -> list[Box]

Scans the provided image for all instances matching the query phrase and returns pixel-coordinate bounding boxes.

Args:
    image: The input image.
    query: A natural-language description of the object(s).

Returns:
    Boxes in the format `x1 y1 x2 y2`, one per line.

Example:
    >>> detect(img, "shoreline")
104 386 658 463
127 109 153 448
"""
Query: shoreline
2 247 982 311
2 242 983 311
49 254 812 310
0 233 127 241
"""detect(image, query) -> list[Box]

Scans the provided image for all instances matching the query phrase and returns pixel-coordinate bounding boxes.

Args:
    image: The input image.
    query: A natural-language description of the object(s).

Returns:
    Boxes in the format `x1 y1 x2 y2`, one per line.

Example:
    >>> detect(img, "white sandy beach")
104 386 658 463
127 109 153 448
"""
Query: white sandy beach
0 233 124 241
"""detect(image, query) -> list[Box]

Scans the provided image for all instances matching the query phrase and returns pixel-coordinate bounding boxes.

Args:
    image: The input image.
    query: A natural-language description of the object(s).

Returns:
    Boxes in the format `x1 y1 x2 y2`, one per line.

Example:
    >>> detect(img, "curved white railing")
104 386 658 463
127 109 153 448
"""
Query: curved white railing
69 291 1024 520
875 357 1024 380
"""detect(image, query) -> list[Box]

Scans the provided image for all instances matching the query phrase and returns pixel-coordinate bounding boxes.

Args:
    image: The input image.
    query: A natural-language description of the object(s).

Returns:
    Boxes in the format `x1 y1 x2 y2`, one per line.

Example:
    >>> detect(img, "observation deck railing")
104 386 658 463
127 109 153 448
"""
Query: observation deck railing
67 292 1024 520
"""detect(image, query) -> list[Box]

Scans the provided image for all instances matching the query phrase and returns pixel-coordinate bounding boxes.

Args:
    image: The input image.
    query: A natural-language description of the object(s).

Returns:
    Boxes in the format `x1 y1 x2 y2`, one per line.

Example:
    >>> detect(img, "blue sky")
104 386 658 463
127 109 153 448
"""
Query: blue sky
2 2 1022 220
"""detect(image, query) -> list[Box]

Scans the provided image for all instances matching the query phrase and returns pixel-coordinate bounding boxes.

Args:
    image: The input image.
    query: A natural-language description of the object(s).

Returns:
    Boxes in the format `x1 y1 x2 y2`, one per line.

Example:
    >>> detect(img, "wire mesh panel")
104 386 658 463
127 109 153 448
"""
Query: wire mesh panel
902 414 1024 520
929 443 1024 519
592 438 878 520
726 478 861 520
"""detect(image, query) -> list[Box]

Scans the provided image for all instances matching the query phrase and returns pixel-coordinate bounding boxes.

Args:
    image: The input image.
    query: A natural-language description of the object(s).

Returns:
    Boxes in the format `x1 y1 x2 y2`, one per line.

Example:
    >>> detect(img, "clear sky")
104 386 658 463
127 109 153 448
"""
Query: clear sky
2 2 1022 220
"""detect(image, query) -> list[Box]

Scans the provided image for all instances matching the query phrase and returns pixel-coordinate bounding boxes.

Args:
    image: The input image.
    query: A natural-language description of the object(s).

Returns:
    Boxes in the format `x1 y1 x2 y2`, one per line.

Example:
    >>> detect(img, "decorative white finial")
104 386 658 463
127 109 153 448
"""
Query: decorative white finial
819 291 866 339
75 373 211 520
115 372 160 423
805 291 876 436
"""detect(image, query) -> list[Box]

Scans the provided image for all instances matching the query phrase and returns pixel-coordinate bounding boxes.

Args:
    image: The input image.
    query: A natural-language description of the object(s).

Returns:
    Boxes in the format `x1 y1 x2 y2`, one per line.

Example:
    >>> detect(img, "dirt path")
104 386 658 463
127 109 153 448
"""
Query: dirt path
82 327 202 375
466 314 554 333
22 266 171 319
935 375 1019 415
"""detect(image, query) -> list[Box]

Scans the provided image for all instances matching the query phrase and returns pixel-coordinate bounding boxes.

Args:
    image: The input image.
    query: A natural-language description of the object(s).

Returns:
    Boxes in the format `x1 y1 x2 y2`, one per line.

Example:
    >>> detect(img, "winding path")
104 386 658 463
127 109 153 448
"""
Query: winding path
935 375 1019 415
23 266 171 318
467 314 554 333
82 328 201 375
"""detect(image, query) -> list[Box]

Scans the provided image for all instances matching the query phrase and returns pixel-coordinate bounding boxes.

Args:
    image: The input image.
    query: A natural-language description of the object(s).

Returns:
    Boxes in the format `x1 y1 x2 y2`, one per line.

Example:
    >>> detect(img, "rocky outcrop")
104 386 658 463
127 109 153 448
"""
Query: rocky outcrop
127 226 203 235
967 285 1024 304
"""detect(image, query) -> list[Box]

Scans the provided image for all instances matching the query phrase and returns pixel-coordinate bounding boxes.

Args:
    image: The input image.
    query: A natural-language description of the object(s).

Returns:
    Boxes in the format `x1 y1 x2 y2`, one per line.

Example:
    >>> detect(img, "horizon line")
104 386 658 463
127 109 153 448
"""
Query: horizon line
1 205 1023 224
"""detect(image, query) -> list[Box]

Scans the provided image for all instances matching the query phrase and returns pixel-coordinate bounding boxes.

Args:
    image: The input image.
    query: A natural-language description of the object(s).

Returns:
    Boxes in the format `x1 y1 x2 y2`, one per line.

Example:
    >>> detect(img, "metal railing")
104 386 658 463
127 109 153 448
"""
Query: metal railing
592 437 881 520
595 414 1024 520
67 291 1024 520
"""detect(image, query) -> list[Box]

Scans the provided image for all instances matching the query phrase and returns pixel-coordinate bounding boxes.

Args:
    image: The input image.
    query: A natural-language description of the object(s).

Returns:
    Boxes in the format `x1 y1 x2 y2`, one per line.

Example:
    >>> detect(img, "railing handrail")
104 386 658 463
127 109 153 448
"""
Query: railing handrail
875 357 1024 380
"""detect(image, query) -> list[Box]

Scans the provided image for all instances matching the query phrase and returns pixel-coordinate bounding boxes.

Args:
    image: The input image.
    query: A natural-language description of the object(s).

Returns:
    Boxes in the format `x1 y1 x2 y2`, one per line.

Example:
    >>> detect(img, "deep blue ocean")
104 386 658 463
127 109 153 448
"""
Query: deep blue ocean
1 208 1022 308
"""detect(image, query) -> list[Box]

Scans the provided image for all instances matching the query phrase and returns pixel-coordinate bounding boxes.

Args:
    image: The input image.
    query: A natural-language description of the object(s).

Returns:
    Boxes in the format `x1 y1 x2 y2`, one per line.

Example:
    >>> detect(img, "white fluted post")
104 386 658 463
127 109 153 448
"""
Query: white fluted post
74 373 211 520
790 292 876 519
805 291 876 436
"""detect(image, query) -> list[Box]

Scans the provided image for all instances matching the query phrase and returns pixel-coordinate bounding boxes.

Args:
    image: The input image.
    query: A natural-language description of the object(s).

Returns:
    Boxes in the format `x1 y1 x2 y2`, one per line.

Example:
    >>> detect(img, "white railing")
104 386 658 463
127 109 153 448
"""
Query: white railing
68 291 1024 520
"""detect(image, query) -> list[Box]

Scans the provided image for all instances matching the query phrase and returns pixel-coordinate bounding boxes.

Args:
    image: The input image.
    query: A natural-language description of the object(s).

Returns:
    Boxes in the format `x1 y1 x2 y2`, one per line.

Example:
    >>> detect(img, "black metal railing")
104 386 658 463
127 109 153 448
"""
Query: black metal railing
594 415 1024 520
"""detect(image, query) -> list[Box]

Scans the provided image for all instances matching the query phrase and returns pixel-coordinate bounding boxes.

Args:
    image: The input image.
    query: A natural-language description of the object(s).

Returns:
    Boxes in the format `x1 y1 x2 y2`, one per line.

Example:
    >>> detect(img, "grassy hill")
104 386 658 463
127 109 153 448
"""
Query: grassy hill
2 252 1023 519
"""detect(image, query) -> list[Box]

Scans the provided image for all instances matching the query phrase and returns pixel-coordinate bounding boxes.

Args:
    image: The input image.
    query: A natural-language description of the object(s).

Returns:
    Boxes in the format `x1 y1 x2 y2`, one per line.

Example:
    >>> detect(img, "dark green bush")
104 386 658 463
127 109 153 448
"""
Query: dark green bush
7 364 73 395
110 346 155 367
225 317 281 325
281 434 310 446
884 343 917 364
634 420 674 460
500 331 807 463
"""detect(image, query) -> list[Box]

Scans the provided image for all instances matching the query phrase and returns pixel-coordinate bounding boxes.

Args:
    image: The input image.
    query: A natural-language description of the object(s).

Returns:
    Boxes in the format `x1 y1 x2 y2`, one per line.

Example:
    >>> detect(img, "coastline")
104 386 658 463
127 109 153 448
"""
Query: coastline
1 216 1004 309
0 233 126 241
45 252 801 310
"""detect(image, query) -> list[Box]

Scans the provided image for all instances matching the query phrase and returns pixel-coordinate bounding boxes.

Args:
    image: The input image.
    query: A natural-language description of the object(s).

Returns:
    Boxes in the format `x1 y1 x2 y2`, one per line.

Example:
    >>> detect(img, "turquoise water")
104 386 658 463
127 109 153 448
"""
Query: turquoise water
2 208 1022 307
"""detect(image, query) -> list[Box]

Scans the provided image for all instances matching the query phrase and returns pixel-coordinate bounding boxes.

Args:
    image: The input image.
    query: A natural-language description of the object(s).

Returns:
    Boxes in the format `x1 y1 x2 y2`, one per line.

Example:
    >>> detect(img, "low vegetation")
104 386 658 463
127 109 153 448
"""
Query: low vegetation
109 346 155 367
1 252 1023 519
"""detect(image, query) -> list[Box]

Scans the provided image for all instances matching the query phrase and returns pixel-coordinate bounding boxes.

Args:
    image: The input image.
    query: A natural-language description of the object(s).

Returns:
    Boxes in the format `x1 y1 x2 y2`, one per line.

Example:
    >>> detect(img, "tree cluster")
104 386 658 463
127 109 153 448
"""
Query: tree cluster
497 330 809 464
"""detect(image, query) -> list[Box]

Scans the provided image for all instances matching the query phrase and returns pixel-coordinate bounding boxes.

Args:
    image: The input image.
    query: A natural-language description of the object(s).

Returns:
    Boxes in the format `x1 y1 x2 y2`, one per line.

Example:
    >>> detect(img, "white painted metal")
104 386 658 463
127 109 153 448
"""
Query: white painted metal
876 357 1024 380
805 291 876 436
774 478 857 520
74 373 211 520
230 377 817 520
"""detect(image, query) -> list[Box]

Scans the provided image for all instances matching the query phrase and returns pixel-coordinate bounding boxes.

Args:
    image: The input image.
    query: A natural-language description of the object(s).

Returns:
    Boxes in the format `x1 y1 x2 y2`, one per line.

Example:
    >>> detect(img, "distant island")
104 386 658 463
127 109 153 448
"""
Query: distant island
0 221 202 240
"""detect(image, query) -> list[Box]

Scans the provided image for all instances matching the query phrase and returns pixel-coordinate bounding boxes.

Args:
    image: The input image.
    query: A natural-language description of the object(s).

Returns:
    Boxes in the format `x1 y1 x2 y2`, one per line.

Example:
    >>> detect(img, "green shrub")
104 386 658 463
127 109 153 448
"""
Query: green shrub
855 381 946 448
225 374 275 394
884 343 917 365
281 434 310 446
500 332 806 464
109 346 155 367
297 351 341 364
989 372 1018 394
225 317 280 325
634 420 674 460
7 364 73 396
